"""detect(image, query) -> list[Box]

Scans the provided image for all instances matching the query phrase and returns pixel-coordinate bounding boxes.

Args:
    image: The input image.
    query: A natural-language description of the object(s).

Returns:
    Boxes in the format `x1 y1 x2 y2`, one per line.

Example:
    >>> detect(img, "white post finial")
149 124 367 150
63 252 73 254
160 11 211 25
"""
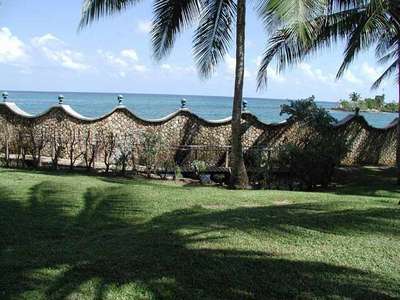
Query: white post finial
58 95 64 105
242 99 248 112
181 98 187 109
118 95 124 106
2 92 8 102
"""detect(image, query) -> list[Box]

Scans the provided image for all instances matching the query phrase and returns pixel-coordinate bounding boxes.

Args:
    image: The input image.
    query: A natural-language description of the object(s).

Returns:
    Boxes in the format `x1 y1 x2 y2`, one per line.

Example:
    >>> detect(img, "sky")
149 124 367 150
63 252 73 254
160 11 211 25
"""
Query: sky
0 0 395 102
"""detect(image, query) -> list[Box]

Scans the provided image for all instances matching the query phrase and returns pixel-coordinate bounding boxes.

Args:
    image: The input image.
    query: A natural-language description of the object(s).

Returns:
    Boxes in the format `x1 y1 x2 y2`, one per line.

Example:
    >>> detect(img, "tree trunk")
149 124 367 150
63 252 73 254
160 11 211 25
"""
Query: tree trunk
229 0 249 189
397 41 400 185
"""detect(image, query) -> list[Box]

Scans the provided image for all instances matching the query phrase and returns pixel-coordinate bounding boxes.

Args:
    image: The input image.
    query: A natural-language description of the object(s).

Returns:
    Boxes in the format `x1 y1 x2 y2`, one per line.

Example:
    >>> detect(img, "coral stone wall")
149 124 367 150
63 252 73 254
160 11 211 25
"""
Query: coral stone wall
0 102 397 167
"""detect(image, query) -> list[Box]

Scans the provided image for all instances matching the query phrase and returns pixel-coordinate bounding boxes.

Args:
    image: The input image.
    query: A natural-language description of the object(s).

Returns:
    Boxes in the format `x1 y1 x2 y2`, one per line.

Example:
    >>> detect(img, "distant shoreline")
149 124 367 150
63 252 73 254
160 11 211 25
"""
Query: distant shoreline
331 107 398 114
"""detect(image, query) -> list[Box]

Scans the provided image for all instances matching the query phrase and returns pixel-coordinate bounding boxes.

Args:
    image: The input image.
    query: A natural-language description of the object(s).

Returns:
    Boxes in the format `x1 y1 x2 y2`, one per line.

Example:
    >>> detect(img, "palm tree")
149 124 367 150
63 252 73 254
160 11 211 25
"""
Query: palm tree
80 0 250 188
349 92 361 102
257 0 400 184
79 0 333 188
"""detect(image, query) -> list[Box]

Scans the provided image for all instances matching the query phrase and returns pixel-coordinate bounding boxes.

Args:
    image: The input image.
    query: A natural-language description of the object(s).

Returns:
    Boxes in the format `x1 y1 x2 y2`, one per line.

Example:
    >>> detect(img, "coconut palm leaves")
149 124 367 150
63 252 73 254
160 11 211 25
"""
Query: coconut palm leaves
152 0 202 60
193 0 236 77
257 0 400 90
80 0 143 28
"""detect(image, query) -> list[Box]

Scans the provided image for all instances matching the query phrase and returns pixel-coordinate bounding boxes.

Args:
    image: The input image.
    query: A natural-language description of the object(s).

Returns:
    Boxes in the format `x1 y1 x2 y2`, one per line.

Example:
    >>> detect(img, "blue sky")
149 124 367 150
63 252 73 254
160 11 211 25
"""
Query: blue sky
0 0 395 102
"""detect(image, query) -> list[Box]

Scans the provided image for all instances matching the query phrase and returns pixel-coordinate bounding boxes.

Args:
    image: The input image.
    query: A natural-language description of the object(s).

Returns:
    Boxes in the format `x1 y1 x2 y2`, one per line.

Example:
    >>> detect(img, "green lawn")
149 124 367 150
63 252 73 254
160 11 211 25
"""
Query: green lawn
0 167 399 299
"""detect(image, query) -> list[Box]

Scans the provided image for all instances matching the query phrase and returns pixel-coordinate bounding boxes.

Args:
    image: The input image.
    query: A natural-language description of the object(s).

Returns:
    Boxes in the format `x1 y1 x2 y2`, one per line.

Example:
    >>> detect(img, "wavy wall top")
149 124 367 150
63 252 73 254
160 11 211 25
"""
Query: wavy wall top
0 101 397 130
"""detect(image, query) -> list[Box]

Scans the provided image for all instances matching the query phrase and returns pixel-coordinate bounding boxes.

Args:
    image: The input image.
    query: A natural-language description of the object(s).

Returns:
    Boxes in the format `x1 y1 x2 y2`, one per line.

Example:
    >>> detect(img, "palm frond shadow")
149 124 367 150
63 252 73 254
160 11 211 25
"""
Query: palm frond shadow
0 183 398 299
332 167 400 198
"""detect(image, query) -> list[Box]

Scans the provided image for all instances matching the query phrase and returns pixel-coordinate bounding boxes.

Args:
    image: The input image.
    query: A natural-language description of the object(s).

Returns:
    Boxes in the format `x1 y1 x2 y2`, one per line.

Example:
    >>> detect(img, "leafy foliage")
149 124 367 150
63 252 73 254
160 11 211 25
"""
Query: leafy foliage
278 97 348 190
281 95 336 130
193 0 236 77
80 0 143 28
152 0 202 60
257 0 400 90
191 160 207 174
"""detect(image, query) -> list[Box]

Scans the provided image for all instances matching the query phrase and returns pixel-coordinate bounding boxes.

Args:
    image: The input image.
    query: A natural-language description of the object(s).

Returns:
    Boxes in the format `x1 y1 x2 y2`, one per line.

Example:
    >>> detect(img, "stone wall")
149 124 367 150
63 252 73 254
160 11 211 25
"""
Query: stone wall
0 101 397 168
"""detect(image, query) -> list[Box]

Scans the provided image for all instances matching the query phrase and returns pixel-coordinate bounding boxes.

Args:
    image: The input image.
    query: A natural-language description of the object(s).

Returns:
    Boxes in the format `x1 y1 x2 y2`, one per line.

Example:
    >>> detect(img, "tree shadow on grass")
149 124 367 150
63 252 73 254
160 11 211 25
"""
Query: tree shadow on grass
0 183 399 299
331 167 400 199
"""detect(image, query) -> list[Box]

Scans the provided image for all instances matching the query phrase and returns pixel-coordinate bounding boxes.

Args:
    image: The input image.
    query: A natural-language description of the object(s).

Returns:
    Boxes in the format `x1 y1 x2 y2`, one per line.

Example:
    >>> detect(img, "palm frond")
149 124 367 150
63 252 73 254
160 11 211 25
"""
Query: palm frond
257 28 306 89
375 29 397 59
377 49 397 65
258 0 326 36
256 4 363 89
337 0 390 77
152 0 201 60
79 0 141 28
193 0 236 77
371 59 398 89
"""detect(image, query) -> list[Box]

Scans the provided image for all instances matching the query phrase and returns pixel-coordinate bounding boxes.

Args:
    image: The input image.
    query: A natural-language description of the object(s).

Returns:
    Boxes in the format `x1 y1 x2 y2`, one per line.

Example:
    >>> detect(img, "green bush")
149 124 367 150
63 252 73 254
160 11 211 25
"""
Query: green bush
278 97 349 190
278 135 348 190
191 160 207 176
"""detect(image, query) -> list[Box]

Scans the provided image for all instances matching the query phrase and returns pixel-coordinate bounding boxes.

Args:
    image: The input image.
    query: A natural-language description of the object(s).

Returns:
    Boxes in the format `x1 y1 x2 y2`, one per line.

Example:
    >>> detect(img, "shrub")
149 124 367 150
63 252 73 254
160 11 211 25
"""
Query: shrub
158 159 177 180
281 95 336 129
191 160 207 175
278 136 348 190
244 147 269 187
175 166 183 180
278 97 349 190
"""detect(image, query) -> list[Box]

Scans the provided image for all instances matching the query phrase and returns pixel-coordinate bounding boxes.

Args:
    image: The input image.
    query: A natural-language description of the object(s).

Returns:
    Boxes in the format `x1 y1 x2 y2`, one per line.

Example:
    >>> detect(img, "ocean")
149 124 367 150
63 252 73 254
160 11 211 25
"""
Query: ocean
3 90 397 128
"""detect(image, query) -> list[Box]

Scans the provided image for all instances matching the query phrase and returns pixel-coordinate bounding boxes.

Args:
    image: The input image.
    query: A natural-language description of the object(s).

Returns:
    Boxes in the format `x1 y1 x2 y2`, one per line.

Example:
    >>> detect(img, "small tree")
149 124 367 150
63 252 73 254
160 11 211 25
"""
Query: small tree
83 129 101 171
115 133 136 175
0 122 14 167
16 128 31 168
66 128 84 170
29 126 48 168
140 131 165 178
349 92 361 103
101 131 117 174
50 129 67 170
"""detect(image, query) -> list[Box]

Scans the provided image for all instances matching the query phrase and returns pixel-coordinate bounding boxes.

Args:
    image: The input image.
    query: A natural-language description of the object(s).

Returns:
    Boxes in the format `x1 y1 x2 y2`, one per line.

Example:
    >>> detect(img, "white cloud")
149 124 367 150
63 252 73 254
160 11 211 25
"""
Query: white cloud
361 62 381 81
0 27 28 64
98 48 147 75
133 64 147 72
45 49 89 71
298 62 335 84
298 62 313 76
97 50 128 68
31 33 63 47
343 70 363 84
161 63 172 70
32 33 90 71
121 49 138 61
136 20 152 34
159 63 195 75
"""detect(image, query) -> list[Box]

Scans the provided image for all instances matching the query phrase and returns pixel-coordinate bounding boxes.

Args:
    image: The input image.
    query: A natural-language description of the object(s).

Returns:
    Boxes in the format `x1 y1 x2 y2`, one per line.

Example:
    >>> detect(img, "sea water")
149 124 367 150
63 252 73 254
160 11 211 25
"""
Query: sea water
3 90 397 128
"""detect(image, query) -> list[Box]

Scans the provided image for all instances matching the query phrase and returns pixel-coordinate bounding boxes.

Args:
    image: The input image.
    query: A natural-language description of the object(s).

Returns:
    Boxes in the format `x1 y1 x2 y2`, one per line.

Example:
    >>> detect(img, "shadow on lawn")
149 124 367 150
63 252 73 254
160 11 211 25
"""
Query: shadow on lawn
0 182 399 299
332 166 400 198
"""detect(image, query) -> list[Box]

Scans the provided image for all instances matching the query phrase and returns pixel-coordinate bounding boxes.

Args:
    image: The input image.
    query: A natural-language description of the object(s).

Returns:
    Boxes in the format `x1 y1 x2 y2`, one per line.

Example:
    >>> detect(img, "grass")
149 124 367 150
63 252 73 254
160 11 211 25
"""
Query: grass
0 167 399 299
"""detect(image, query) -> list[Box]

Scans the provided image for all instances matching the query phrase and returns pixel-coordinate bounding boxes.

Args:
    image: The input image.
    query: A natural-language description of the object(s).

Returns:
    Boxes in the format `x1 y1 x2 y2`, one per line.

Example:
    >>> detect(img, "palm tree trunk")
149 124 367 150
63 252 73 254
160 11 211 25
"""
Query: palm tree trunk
229 0 249 189
397 41 400 185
